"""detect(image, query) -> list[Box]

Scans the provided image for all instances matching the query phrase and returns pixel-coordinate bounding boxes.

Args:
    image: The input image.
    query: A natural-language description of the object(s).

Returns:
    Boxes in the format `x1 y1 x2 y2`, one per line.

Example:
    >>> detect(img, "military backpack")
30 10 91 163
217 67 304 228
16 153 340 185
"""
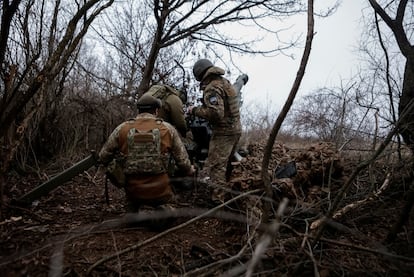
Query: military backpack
149 84 178 100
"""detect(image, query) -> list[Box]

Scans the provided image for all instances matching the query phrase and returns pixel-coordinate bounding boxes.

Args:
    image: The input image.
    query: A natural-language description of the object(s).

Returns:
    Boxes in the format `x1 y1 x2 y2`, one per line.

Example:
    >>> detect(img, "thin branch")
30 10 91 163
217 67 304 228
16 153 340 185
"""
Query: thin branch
283 223 414 263
261 0 314 223
311 97 414 244
86 189 261 275
310 173 391 229
244 198 288 277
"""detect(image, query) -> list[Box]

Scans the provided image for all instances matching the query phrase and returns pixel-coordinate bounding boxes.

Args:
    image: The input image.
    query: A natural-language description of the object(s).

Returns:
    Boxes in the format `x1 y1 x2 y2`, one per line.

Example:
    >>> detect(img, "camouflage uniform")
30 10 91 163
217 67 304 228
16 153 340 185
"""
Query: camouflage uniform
146 85 188 138
192 66 241 203
99 113 192 211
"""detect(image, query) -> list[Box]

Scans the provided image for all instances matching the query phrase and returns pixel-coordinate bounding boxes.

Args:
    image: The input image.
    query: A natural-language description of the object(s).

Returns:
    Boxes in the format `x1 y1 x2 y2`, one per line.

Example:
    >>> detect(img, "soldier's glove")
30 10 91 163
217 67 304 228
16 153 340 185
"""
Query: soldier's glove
237 74 249 85
188 106 197 116
187 165 196 176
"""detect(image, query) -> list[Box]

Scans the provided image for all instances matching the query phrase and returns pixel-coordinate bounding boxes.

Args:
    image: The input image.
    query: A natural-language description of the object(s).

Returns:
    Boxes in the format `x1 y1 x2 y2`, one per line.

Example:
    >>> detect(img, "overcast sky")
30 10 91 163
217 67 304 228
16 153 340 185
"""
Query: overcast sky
235 1 367 111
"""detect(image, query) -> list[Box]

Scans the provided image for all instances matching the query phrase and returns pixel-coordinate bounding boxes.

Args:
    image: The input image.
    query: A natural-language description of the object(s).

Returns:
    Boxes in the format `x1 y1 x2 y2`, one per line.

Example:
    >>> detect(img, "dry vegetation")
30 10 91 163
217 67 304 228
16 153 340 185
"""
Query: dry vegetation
1 1 414 276
1 136 414 276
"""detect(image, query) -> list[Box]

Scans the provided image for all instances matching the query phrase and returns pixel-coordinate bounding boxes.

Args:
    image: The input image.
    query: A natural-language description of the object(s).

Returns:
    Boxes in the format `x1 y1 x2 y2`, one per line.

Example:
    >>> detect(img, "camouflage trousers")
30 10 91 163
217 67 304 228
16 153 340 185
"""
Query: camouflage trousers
202 133 240 203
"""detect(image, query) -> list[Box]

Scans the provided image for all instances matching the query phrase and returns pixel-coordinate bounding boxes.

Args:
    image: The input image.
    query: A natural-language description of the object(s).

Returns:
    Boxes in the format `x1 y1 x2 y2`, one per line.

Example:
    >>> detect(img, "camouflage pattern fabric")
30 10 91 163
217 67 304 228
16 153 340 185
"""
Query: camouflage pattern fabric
193 66 241 136
99 113 192 205
105 156 126 188
193 66 242 202
202 133 241 203
146 85 187 137
124 127 165 175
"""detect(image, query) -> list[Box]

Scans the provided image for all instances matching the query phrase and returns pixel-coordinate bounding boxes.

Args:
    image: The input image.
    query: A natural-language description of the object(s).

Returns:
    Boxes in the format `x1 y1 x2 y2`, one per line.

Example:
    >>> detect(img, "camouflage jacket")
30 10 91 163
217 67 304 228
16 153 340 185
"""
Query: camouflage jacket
146 85 187 137
99 113 192 174
193 66 241 136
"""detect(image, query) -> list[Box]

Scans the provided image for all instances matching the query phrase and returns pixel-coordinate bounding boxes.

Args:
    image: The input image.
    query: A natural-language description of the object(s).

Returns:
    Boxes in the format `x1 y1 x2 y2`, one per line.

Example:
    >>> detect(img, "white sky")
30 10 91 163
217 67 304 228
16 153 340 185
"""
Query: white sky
236 1 367 111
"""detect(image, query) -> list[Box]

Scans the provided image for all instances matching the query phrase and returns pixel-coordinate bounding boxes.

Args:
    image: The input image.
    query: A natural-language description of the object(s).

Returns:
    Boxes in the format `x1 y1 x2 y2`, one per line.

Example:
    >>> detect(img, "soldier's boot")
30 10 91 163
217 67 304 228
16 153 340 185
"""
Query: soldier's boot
147 204 177 231
209 188 226 207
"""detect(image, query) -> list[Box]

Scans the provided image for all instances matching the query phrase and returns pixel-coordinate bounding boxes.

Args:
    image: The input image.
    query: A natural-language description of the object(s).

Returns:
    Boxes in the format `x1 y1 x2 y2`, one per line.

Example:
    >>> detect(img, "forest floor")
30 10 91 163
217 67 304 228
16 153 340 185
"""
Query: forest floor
1 140 414 276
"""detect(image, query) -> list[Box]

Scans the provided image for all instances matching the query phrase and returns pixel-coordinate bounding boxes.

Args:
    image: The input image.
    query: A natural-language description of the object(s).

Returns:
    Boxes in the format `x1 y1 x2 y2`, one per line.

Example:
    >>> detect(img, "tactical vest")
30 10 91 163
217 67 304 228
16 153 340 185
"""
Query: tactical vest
208 78 240 127
118 117 173 175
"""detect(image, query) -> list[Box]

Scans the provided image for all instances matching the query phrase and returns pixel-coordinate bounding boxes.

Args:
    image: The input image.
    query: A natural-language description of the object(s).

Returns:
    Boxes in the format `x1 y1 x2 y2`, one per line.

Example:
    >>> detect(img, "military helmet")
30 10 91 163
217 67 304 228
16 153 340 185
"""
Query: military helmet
137 93 162 109
193 59 214 81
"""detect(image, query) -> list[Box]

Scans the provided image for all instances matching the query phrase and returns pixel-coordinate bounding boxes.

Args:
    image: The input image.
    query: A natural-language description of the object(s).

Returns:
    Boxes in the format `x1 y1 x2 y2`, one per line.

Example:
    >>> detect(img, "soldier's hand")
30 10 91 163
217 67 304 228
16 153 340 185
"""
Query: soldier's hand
241 74 249 84
187 165 196 176
187 106 196 116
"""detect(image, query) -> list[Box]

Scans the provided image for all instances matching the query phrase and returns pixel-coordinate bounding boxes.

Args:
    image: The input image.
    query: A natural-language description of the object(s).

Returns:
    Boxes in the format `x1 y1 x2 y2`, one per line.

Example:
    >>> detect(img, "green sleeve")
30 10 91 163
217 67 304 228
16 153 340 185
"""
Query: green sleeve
166 95 187 136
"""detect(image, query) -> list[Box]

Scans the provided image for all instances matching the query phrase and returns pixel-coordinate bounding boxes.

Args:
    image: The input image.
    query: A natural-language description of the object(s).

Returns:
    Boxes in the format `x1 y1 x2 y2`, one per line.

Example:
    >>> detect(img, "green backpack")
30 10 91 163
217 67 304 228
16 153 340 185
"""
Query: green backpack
149 85 179 102
124 127 166 175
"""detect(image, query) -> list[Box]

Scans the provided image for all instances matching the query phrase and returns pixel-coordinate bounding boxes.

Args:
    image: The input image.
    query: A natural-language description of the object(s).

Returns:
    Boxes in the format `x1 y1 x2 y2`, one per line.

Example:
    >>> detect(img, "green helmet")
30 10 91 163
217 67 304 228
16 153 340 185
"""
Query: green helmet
193 59 213 81
137 93 162 109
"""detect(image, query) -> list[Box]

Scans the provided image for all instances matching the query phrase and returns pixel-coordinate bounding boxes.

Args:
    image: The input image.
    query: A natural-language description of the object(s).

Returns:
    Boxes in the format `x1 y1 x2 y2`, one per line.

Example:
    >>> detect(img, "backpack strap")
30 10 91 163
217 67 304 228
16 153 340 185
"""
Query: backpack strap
150 84 180 100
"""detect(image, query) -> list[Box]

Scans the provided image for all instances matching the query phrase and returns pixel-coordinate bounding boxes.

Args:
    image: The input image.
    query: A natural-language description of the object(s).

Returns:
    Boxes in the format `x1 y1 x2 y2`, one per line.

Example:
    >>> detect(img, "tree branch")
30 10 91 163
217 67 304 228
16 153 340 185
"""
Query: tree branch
261 0 314 223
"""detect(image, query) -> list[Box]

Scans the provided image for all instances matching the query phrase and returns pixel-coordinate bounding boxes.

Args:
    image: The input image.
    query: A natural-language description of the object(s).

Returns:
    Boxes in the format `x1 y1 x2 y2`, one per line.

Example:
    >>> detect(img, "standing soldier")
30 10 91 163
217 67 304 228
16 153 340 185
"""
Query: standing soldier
145 84 188 138
189 59 242 205
99 93 194 215
145 84 193 190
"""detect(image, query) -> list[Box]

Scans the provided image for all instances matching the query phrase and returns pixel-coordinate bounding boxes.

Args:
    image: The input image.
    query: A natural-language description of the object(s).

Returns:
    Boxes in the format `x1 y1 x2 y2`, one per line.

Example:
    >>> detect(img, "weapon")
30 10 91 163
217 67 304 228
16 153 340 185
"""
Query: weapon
233 74 249 107
16 74 248 204
185 74 249 168
16 151 100 204
185 114 211 168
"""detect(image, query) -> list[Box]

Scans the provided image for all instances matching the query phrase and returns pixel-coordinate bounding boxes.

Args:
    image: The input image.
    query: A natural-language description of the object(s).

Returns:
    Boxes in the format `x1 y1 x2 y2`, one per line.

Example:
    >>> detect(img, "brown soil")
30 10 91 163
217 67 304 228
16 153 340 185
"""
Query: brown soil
1 141 414 276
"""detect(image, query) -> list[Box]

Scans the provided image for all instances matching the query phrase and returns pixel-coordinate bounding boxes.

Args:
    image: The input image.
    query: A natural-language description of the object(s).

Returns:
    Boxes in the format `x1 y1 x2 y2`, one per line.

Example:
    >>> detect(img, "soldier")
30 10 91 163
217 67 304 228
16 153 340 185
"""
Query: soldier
99 93 195 213
189 59 242 205
145 84 188 138
145 84 194 190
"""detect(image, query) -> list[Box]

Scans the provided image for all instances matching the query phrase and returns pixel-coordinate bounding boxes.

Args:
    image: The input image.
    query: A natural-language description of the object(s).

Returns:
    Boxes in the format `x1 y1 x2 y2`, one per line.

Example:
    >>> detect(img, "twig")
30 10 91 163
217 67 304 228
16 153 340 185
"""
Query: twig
332 172 390 219
110 231 122 273
304 239 320 277
86 189 261 275
6 203 54 223
260 0 315 223
311 173 391 229
244 198 289 277
219 199 289 277
0 207 257 268
48 242 64 277
282 223 414 263
310 96 414 246
184 229 256 276
317 236 414 263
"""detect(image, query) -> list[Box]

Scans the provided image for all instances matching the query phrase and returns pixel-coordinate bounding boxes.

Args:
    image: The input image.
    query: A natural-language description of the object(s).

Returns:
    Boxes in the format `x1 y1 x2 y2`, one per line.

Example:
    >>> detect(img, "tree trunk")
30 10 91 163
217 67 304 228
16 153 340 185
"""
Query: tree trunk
386 178 414 242
399 55 414 154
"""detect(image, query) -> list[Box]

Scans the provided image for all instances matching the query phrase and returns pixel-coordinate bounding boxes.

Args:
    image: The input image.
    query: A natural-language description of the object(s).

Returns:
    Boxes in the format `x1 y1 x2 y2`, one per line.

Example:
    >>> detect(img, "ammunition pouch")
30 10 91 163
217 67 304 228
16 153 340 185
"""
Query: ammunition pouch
106 157 126 188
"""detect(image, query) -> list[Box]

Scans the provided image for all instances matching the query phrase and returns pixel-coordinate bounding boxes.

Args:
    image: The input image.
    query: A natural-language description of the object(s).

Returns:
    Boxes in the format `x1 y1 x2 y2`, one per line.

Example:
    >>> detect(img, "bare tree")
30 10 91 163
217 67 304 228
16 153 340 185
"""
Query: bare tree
92 0 308 98
89 0 195 100
368 0 414 154
240 95 279 141
261 0 314 222
0 0 114 215
366 0 414 243
0 0 21 69
290 89 351 142
288 79 382 148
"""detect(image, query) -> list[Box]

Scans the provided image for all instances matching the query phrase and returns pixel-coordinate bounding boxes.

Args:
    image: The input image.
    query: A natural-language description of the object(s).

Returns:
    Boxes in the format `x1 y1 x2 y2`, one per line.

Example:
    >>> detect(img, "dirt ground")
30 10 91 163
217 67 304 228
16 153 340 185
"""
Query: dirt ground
1 141 414 276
